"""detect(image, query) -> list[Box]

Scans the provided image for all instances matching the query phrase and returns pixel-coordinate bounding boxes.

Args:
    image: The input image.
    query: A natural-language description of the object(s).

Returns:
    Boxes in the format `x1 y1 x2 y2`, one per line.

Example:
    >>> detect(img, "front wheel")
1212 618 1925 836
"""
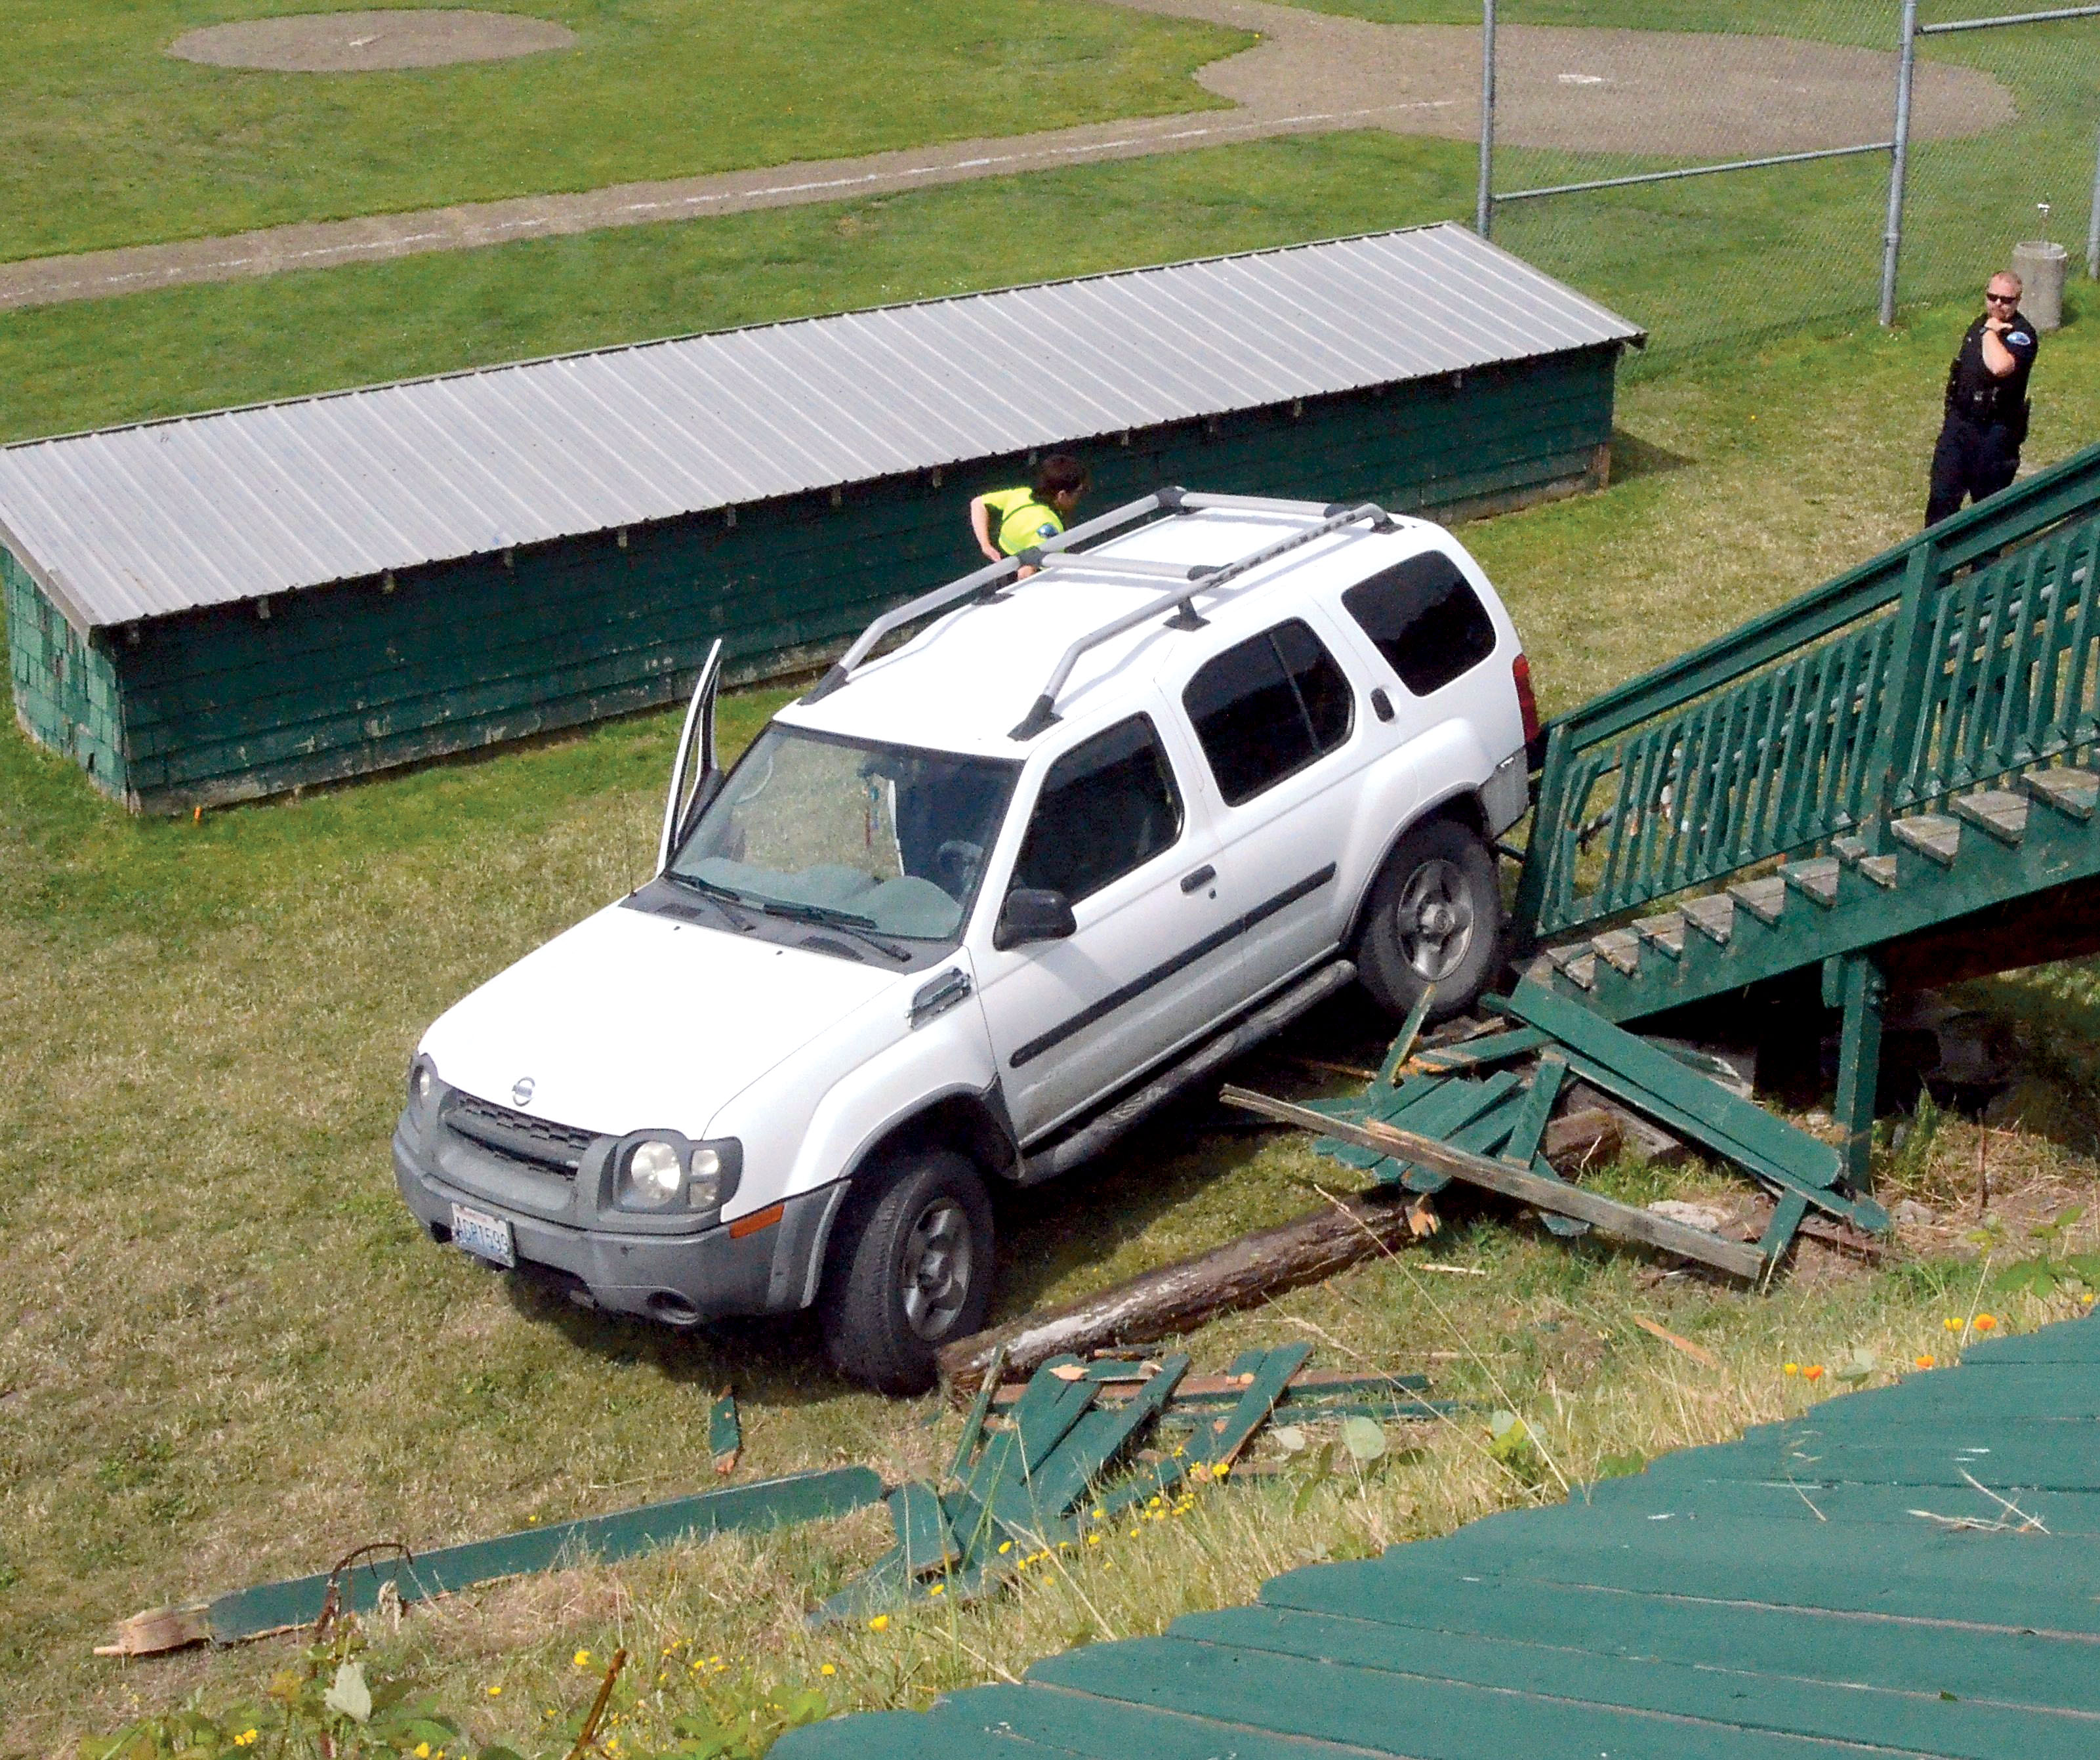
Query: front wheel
1355 818 1504 1024
819 1150 995 1394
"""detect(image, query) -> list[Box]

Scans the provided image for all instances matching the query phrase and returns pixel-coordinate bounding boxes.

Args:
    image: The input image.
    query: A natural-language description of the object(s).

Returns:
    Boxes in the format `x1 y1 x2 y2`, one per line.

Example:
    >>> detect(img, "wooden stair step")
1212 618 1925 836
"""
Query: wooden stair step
1679 894 1734 946
1725 875 1788 925
1780 857 1840 908
1952 789 2029 845
1633 912 1686 959
1551 950 1597 990
1831 834 1898 888
2021 766 2097 822
1521 954 1559 989
1590 929 1641 976
1889 812 1962 867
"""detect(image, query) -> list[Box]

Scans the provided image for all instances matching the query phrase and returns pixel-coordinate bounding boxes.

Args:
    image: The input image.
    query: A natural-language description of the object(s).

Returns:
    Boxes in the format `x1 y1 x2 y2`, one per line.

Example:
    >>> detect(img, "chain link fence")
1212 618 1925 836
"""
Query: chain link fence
1472 0 2098 367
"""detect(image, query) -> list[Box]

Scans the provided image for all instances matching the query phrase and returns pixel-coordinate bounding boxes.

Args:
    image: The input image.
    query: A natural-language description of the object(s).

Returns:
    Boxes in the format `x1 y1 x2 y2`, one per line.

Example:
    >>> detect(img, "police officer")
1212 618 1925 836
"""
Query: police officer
970 453 1088 577
1926 270 2039 526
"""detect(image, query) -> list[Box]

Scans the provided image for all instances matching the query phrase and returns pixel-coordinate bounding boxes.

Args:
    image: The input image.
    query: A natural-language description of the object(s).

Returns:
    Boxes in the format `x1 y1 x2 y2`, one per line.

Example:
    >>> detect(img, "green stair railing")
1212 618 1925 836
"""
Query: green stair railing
1515 441 2100 943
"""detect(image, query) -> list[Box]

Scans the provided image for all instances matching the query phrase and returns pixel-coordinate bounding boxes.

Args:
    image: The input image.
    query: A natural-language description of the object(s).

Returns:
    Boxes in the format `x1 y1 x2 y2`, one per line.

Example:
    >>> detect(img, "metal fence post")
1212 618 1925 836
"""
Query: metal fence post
1880 0 1920 325
2088 119 2100 278
1477 0 1497 239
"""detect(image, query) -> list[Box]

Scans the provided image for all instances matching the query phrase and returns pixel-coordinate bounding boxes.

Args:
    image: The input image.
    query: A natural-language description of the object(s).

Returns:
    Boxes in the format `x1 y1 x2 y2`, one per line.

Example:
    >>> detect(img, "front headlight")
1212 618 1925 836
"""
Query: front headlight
621 1139 684 1209
688 1145 726 1209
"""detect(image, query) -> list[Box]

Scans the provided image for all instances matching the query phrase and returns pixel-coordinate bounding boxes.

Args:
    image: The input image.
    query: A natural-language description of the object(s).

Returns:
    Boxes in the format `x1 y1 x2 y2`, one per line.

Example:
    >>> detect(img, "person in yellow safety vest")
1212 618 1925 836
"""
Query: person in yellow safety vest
969 454 1090 578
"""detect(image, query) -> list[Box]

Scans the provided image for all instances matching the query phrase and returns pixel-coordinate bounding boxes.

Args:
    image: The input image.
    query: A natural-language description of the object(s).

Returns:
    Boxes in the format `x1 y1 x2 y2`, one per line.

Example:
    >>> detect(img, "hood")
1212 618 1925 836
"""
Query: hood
420 901 902 1136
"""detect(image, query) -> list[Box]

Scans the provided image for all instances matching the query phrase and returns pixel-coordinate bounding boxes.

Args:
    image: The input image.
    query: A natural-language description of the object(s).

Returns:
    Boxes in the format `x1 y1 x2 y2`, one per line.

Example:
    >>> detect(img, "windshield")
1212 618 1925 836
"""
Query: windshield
669 724 1021 942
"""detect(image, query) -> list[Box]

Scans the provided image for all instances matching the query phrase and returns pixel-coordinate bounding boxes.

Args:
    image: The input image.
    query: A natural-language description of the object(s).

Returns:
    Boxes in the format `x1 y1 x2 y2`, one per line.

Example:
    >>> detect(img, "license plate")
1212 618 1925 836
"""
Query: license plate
449 1202 516 1268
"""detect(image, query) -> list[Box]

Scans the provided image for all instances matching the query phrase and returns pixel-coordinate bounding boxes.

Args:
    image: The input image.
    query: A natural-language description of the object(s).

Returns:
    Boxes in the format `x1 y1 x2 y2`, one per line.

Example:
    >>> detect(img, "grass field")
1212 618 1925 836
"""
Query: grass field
6 289 2100 1755
2 0 1241 261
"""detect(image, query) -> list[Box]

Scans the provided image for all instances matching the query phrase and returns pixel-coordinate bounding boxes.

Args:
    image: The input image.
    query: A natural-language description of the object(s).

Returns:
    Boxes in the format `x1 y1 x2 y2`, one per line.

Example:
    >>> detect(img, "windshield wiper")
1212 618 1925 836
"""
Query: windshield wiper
758 898 915 963
661 871 756 931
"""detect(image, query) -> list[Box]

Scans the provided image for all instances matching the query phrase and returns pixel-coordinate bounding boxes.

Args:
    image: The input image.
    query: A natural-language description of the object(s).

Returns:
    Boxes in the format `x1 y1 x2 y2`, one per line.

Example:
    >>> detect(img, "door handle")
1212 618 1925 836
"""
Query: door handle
1370 687 1395 723
1180 864 1217 893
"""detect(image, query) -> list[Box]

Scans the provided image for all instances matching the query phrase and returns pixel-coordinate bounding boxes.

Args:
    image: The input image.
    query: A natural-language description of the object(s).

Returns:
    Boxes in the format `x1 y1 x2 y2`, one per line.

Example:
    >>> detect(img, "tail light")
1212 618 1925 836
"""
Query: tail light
1512 653 1542 746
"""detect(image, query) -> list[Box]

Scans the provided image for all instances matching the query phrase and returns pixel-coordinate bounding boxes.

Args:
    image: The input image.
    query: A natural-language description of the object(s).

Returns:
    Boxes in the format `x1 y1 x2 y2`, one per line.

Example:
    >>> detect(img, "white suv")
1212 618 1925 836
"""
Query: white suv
394 490 1536 1391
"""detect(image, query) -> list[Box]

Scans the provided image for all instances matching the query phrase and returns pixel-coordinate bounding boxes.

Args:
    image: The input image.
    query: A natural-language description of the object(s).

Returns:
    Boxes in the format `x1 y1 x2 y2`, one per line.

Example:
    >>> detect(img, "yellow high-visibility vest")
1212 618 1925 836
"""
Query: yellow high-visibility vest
984 486 1065 556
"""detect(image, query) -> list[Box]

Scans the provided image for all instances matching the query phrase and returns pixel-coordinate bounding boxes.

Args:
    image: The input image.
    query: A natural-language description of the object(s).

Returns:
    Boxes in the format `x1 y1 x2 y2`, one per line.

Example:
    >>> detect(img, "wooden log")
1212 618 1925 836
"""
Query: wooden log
1219 1086 1767 1282
1541 1104 1621 1169
938 1192 1424 1398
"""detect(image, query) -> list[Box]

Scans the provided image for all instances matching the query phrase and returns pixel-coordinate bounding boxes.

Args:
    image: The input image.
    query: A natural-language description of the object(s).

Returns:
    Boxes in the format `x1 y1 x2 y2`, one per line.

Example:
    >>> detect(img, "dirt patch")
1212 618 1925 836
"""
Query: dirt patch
1117 0 2013 158
168 9 577 73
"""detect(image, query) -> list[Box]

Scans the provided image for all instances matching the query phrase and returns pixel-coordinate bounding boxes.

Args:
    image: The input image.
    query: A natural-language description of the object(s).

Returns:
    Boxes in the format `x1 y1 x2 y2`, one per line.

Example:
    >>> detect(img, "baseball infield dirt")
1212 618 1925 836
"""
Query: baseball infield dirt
168 10 576 73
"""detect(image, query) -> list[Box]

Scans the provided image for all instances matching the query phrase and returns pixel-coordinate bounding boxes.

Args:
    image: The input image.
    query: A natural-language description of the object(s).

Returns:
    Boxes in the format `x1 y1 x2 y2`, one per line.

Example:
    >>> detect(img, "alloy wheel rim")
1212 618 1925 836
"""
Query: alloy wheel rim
1395 856 1475 981
900 1198 972 1339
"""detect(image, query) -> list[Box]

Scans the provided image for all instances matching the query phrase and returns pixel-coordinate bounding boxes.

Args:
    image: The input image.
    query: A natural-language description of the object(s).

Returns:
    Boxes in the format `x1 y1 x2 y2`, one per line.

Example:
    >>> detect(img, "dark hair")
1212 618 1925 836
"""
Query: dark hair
1033 453 1089 499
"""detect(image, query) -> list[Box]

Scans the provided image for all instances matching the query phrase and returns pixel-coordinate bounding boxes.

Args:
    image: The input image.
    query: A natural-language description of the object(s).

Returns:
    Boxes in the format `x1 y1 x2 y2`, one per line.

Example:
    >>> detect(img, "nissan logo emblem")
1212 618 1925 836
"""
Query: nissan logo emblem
512 1077 536 1107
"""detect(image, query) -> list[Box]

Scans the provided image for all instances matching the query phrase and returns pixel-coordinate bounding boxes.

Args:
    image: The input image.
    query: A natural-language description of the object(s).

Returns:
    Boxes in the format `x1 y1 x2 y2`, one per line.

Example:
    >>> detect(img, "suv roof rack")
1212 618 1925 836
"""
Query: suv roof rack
1006 494 1397 739
798 486 1398 736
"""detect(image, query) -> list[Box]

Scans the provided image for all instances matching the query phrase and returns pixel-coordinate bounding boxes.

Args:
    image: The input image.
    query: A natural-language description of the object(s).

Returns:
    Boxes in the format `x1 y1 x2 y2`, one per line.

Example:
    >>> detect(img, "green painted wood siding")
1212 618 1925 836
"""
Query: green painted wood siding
24 346 1618 812
4 549 127 797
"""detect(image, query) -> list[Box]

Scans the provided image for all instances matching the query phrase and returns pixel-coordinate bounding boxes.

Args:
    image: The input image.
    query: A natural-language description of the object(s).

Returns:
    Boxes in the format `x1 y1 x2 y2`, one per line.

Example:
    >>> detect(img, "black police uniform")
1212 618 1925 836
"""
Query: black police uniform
1925 309 2038 526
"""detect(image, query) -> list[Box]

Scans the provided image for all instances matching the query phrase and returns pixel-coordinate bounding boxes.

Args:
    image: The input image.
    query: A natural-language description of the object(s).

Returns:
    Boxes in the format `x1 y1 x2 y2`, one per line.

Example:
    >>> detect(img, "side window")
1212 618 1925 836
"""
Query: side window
1182 618 1355 807
1340 551 1498 697
1009 715 1184 904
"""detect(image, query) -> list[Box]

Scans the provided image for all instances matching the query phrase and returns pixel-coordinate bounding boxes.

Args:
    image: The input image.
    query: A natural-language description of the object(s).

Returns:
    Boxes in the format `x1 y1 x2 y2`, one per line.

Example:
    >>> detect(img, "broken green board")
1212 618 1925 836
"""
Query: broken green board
206 1467 882 1643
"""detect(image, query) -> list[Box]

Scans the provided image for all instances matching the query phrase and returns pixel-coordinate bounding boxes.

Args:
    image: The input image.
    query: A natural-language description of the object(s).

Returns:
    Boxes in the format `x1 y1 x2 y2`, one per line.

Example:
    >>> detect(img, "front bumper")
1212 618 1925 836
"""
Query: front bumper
392 1111 844 1325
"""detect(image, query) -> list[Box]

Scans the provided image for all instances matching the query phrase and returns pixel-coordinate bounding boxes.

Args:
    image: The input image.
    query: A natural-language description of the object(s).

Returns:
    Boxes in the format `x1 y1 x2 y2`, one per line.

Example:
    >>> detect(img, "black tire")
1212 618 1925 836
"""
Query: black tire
1354 817 1504 1024
819 1150 995 1394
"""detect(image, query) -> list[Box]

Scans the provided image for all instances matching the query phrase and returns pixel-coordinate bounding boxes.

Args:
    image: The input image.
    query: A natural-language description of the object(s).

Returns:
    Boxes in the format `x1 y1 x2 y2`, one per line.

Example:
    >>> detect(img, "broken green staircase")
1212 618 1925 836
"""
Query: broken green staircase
1311 444 2100 1272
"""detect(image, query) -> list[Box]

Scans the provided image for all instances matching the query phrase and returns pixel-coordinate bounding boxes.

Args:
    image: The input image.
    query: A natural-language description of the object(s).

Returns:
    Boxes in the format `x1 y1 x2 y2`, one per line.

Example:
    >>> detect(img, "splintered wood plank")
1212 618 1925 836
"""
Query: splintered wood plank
1780 856 1840 907
1248 1572 2100 1717
1397 1084 1530 1194
1890 812 1962 866
1680 893 1735 944
1954 788 2030 844
1414 1024 1548 1072
1025 1635 1859 1760
997 1355 1189 1528
2021 765 2097 821
1219 1087 1765 1279
1725 875 1788 925
887 1482 960 1577
1167 1607 2097 1757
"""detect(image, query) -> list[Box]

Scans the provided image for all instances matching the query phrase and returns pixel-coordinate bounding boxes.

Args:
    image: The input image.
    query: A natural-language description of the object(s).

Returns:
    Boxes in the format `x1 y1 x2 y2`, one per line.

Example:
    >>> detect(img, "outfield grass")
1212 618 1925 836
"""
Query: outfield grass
6 292 2100 1753
2 0 1241 261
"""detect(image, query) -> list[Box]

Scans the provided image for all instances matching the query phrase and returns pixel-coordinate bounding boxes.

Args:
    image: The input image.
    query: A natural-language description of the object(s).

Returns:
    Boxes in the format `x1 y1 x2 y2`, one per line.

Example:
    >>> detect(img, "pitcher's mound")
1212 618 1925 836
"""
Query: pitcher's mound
169 10 576 72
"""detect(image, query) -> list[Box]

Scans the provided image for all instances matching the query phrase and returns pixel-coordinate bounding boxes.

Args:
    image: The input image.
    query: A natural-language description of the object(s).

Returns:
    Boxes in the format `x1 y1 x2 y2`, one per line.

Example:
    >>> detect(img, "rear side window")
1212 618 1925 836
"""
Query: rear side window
1182 618 1355 807
1010 715 1183 904
1342 552 1497 696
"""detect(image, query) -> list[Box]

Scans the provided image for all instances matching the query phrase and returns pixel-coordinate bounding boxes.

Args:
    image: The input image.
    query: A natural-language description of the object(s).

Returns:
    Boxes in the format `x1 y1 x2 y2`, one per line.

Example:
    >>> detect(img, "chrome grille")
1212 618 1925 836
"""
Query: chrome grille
443 1091 596 1175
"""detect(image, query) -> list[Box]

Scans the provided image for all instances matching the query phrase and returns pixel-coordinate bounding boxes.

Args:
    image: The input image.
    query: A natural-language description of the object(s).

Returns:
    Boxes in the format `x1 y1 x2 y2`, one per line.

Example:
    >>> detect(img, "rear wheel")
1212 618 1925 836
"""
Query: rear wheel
819 1150 994 1394
1355 818 1503 1023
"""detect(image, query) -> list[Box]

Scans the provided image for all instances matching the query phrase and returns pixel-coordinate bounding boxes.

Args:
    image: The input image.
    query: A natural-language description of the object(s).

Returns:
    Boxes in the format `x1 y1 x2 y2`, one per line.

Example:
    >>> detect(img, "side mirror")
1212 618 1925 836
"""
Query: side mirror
994 887 1077 951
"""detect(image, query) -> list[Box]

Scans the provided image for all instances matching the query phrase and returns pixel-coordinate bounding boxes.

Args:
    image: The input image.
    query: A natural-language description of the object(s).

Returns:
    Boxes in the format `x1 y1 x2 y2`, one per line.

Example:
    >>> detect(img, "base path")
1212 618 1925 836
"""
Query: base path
0 0 2009 312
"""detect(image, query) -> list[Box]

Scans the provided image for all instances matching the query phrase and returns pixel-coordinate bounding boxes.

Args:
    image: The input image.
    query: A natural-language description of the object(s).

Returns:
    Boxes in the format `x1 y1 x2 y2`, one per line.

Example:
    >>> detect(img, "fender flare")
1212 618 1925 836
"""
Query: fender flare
1342 787 1494 953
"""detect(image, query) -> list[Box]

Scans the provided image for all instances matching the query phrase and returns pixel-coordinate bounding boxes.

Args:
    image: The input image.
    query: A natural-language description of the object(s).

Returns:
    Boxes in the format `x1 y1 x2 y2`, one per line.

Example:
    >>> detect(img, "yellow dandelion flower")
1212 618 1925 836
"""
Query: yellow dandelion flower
998 1540 1012 1554
487 1684 503 1696
1213 1463 1231 1478
1782 1362 1799 1375
415 1746 432 1759
573 1650 593 1668
821 1664 836 1677
1091 1507 1105 1520
929 1583 945 1596
1943 1316 1962 1332
869 1615 890 1632
234 1735 258 1750
1087 1533 1101 1545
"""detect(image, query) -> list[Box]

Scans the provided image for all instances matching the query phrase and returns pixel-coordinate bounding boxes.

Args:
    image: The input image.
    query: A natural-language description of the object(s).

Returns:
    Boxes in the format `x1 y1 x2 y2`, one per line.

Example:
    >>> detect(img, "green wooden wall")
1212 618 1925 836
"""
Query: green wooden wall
4 345 1619 812
4 547 127 796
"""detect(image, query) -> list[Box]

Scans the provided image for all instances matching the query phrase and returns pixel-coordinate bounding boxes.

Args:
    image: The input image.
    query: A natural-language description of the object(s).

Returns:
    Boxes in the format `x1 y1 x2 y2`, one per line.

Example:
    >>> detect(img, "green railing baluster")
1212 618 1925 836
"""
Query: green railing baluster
2057 521 2100 757
1515 444 2100 943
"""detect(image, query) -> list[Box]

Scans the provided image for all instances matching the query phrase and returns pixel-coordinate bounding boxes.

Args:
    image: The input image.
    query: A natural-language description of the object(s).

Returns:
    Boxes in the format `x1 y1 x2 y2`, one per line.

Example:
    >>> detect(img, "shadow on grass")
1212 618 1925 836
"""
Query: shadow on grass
1609 427 1695 486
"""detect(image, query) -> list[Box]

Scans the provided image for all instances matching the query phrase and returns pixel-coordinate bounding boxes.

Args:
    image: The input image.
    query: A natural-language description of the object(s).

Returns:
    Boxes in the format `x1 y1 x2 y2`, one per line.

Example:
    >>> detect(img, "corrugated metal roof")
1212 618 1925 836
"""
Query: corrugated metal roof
0 224 1641 631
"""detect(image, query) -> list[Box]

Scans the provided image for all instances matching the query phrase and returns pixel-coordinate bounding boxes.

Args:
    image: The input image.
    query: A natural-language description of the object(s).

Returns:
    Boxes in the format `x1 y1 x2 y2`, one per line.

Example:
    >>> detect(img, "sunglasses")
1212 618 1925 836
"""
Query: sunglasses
1985 291 2019 303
